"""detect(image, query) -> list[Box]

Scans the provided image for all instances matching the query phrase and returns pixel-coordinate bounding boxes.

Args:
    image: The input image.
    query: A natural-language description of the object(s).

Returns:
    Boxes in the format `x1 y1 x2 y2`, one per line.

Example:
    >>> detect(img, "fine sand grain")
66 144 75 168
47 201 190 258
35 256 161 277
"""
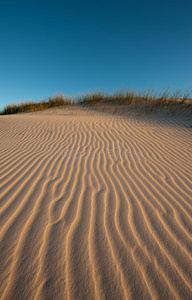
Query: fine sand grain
0 108 192 299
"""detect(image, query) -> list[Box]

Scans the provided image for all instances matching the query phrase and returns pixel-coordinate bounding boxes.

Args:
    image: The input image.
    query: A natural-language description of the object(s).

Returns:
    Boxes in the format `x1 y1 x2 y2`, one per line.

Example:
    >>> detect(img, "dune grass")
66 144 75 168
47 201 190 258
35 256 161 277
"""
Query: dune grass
0 88 191 115
0 93 71 115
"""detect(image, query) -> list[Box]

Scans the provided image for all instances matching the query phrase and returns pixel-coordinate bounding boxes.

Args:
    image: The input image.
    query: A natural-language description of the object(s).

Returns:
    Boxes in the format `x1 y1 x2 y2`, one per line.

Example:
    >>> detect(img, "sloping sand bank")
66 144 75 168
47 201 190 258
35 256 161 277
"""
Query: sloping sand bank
0 108 192 299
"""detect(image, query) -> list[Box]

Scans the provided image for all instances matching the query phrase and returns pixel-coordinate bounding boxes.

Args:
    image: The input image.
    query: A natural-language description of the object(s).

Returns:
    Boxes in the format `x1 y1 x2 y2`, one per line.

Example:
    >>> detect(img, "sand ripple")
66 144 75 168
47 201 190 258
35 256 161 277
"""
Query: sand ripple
0 110 192 299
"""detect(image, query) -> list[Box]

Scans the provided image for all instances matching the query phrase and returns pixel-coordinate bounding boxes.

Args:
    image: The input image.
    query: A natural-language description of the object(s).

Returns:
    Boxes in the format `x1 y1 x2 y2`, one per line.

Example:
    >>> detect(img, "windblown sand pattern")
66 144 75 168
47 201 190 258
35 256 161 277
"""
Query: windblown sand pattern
0 108 192 299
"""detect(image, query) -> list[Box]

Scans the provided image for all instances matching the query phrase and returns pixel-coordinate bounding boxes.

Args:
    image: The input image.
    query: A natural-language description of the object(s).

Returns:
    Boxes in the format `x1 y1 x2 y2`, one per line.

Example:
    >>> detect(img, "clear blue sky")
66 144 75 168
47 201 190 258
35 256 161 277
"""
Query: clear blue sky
0 0 191 109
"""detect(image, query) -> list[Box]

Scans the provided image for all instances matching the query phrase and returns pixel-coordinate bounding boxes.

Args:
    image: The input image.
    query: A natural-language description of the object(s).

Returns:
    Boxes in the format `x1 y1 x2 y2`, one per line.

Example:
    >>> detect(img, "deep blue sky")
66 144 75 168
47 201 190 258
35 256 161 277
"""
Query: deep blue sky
0 0 191 109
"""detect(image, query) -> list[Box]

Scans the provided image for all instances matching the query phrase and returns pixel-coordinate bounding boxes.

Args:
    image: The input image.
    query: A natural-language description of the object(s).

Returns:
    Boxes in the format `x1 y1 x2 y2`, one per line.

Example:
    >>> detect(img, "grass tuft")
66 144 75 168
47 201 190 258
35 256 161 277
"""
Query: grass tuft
0 93 71 115
0 88 191 115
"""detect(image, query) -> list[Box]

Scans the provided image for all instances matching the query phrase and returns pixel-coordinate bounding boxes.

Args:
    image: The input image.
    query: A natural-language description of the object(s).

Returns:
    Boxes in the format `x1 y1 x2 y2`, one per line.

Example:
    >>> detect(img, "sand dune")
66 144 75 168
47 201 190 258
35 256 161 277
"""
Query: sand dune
0 107 192 299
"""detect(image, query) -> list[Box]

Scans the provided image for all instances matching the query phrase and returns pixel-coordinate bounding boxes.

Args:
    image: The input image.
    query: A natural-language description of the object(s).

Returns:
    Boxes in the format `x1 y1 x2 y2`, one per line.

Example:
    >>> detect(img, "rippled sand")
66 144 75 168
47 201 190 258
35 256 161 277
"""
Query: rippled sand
0 108 192 299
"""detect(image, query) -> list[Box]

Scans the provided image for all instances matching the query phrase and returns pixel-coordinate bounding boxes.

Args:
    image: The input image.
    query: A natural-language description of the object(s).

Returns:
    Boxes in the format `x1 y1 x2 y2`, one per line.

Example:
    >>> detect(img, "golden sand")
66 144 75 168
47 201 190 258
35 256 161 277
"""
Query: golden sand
0 108 192 299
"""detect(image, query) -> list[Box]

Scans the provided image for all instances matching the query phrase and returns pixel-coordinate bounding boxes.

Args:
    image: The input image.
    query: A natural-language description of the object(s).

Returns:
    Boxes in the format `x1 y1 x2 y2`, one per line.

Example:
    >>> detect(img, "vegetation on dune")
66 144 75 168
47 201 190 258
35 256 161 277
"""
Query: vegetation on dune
0 93 71 115
0 88 191 115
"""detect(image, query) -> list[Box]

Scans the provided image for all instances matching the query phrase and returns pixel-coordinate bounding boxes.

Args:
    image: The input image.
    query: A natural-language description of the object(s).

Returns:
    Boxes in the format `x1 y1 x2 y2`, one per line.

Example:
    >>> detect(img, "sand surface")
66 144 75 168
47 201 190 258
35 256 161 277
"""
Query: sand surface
0 107 192 299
